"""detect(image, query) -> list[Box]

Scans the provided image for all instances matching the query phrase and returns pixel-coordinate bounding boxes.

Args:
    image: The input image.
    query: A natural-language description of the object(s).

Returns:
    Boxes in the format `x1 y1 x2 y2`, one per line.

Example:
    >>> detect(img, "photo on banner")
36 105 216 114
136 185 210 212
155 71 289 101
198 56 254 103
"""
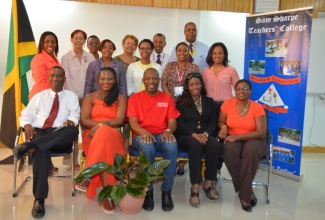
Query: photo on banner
244 7 313 180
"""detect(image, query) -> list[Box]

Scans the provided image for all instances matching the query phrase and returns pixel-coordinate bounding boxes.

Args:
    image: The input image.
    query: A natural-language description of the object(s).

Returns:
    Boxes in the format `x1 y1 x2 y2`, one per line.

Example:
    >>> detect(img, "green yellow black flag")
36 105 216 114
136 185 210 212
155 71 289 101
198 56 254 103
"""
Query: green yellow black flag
0 0 37 149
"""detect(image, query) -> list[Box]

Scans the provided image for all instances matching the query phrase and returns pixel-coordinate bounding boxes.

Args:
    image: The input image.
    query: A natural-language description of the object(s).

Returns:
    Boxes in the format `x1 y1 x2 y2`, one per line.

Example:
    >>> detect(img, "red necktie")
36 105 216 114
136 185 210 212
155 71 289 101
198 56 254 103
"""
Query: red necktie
42 93 59 129
188 43 193 63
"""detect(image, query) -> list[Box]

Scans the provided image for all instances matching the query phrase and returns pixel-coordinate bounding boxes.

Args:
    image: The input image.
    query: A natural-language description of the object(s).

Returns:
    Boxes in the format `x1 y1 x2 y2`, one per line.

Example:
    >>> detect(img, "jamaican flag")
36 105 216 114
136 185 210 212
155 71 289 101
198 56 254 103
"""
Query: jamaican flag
0 0 37 149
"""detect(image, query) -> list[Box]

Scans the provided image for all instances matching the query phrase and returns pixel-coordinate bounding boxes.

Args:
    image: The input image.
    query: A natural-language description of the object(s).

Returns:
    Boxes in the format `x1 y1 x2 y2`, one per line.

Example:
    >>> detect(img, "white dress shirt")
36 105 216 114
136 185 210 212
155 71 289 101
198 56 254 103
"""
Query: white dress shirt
19 89 80 128
150 51 170 72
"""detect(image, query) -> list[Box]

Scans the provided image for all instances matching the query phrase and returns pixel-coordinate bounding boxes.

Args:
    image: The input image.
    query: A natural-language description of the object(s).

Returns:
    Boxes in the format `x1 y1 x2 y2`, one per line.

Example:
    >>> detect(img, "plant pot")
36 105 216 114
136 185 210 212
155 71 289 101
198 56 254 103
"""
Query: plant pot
118 193 145 214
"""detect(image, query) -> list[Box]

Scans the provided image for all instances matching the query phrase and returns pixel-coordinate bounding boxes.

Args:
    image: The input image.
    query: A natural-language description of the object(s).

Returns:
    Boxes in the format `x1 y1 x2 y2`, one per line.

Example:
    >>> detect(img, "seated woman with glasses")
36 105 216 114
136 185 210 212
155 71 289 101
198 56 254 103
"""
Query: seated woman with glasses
175 72 221 208
126 39 162 96
218 79 268 212
75 67 127 213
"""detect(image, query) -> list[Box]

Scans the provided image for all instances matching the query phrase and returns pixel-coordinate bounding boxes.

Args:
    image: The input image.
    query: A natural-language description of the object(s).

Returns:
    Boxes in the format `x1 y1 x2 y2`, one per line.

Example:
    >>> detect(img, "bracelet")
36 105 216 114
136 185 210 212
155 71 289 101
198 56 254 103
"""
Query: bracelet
204 132 209 137
221 125 227 129
103 120 110 126
99 122 102 127
166 128 171 132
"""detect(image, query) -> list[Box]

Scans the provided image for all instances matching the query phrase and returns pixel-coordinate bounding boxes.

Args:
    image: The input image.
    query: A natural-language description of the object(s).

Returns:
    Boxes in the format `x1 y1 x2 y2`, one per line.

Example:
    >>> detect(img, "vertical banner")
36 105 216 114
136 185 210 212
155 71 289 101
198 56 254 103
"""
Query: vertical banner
244 7 313 180
0 0 37 149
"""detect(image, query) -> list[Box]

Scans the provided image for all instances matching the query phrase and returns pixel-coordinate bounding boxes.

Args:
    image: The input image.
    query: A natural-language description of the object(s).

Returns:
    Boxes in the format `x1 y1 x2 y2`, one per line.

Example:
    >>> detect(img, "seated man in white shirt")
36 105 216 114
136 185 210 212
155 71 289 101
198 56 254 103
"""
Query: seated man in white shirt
13 66 80 218
151 33 170 71
169 22 209 73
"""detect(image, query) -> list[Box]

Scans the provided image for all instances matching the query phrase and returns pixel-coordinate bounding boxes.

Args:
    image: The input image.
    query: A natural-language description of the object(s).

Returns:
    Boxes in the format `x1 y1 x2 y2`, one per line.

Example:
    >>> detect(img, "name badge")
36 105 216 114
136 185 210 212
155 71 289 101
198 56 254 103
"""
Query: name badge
174 86 183 97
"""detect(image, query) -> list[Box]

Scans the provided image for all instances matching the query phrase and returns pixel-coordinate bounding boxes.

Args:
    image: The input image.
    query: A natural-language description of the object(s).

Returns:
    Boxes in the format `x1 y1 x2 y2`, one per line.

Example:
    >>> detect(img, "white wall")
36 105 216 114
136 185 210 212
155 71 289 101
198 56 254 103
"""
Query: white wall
0 0 324 146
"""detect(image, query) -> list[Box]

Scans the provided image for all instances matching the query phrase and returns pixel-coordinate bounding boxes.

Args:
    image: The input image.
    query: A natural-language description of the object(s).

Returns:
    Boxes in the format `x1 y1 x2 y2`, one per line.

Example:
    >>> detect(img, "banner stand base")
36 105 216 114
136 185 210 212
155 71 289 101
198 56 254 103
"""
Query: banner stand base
259 164 304 182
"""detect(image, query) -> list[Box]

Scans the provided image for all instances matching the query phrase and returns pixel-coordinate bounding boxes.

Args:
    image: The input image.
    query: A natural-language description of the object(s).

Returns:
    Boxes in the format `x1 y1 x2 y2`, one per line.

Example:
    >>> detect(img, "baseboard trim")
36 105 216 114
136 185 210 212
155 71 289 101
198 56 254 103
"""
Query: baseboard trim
302 146 325 153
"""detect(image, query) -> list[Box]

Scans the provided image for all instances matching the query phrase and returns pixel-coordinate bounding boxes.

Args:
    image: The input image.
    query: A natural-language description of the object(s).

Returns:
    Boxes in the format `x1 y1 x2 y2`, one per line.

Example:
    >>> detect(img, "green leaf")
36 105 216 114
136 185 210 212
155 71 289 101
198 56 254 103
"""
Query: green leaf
75 162 114 182
126 185 146 197
114 154 125 168
98 185 113 203
134 170 149 182
149 173 167 182
148 160 170 175
139 152 150 169
117 173 128 181
120 161 133 171
111 185 127 204
128 178 148 188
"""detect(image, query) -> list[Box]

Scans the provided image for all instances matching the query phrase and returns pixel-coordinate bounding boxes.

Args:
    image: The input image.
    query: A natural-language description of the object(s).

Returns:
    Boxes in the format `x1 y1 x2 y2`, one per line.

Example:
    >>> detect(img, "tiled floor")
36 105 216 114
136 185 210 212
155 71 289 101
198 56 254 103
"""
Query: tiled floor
0 148 324 220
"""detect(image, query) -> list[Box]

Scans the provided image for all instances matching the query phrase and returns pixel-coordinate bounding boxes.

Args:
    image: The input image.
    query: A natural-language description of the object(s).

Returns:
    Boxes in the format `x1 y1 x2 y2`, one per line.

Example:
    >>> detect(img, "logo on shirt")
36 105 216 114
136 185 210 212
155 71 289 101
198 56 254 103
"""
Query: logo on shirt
157 102 168 107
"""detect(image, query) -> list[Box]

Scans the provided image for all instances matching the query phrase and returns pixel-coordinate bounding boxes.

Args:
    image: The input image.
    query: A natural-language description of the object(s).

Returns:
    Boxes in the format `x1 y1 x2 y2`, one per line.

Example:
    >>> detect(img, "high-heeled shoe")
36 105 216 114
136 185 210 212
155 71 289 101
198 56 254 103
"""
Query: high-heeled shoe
250 191 257 207
240 200 252 212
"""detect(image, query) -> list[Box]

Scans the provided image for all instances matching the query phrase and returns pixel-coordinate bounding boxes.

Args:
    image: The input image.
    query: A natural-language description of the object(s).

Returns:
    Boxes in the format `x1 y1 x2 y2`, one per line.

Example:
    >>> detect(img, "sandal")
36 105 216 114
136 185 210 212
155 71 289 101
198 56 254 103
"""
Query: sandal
189 186 200 207
75 178 91 192
202 180 219 200
177 168 185 176
102 198 115 213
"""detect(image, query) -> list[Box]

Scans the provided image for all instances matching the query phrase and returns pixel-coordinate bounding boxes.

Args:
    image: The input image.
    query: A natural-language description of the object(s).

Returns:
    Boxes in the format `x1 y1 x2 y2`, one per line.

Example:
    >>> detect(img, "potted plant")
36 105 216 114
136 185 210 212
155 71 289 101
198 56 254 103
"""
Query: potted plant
75 152 170 213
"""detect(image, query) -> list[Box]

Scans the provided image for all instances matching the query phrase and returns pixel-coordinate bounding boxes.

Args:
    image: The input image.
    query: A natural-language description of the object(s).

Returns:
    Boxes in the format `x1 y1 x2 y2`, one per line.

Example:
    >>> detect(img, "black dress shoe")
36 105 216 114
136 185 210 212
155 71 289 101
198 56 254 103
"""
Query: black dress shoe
142 189 154 211
12 144 28 160
31 199 45 218
240 200 252 212
250 191 257 207
162 190 174 211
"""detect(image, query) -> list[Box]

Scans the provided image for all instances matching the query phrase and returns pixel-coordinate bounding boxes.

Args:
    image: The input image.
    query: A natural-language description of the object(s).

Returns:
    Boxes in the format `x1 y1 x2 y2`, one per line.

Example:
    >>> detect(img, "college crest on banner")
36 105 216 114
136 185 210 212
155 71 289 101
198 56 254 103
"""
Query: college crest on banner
244 7 313 181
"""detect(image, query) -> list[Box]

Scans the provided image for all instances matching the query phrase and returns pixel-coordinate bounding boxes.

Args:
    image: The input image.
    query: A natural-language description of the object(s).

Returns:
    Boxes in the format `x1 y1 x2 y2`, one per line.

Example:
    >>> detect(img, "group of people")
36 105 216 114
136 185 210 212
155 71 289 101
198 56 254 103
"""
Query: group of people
12 21 268 218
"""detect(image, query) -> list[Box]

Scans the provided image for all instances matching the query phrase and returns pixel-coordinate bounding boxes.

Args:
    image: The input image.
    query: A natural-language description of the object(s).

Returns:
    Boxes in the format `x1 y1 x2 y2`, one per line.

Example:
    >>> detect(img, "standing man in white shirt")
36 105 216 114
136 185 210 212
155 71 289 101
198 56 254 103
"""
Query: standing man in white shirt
169 22 209 73
151 33 170 71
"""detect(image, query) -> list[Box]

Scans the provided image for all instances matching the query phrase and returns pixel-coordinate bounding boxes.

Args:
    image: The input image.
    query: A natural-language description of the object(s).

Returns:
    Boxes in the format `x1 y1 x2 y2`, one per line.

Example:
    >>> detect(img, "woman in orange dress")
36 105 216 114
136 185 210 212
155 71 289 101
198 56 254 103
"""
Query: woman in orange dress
76 67 126 213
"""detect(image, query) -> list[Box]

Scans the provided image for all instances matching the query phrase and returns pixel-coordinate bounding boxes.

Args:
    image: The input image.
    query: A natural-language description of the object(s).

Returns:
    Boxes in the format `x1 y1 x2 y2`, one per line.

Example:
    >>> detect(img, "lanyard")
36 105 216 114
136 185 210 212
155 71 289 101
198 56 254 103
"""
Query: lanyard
176 64 186 85
187 41 198 58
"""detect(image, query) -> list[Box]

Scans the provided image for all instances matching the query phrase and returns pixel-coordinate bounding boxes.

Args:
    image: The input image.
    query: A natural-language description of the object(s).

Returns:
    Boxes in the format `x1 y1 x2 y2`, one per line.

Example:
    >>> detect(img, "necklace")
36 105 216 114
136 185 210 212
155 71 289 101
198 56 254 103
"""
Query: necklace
236 101 249 116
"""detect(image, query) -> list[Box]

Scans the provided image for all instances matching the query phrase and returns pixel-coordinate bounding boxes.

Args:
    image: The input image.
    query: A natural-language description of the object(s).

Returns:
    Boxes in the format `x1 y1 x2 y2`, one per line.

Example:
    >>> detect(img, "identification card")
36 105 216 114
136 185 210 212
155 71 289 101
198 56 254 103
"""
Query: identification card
174 86 183 97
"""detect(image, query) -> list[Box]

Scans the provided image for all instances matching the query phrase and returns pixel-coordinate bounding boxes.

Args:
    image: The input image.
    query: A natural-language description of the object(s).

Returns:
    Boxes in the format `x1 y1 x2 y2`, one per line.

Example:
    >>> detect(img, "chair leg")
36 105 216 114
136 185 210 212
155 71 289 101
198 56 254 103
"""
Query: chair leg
13 156 33 197
72 144 76 197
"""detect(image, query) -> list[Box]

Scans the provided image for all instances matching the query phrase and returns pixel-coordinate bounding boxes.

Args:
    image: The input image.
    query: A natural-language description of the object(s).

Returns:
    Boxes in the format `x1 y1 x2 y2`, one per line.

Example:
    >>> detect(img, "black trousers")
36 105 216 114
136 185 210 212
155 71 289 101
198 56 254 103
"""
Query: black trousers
177 135 221 185
31 126 79 199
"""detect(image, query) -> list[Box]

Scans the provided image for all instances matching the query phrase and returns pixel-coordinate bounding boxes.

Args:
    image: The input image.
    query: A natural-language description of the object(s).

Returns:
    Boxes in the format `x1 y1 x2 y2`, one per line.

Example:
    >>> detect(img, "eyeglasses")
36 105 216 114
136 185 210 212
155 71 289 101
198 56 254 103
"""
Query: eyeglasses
235 87 250 92
139 47 152 51
187 73 201 80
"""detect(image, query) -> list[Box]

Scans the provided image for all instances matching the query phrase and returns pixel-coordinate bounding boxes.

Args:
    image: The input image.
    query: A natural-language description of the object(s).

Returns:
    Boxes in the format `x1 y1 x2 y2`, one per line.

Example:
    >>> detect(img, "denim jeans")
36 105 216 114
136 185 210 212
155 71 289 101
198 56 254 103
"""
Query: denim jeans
132 133 178 191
